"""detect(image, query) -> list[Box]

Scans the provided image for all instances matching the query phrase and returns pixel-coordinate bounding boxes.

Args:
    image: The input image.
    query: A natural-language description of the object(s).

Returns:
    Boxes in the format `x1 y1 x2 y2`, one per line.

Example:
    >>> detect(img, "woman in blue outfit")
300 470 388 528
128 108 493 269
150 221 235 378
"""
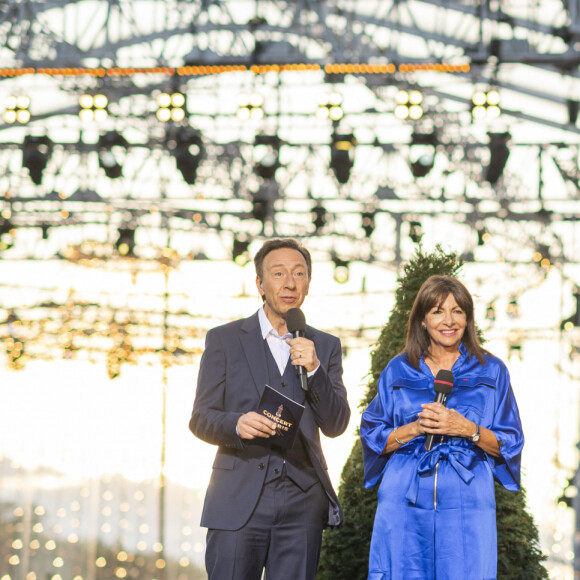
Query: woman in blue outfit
360 275 524 580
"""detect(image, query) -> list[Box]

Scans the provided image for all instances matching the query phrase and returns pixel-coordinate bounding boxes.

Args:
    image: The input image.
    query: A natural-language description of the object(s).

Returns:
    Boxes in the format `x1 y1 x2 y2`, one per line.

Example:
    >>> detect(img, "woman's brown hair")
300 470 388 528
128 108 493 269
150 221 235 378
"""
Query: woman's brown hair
404 275 487 369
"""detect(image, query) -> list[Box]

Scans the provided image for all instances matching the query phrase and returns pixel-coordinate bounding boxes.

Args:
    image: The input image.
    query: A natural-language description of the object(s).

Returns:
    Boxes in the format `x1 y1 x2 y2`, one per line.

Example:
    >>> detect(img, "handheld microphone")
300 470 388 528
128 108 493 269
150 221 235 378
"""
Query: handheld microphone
286 307 308 392
424 369 454 451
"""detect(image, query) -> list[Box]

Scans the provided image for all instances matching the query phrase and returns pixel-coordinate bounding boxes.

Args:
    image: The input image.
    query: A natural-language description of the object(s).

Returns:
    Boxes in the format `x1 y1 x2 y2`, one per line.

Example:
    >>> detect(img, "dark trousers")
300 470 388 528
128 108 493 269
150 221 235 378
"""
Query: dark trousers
205 475 329 580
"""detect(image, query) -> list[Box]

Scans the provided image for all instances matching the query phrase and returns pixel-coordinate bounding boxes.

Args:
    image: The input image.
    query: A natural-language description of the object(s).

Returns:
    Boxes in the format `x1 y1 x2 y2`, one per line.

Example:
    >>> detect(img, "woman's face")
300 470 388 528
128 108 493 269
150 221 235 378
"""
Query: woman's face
423 293 467 351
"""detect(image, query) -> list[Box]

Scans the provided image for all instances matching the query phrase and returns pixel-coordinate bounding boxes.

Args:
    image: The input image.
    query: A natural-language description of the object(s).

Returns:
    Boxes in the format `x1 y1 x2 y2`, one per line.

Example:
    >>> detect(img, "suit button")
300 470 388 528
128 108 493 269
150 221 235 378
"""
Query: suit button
274 468 280 474
258 463 265 470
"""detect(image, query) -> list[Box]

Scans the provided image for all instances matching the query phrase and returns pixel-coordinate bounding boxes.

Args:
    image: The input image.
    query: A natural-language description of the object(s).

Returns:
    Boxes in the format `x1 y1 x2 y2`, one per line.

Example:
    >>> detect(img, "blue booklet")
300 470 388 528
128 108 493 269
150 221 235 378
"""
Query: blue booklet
256 384 305 449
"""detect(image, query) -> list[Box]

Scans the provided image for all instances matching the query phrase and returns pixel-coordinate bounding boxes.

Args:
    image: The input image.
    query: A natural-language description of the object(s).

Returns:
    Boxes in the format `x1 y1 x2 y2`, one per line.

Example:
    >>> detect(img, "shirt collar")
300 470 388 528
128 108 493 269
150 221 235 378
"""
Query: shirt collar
258 306 291 340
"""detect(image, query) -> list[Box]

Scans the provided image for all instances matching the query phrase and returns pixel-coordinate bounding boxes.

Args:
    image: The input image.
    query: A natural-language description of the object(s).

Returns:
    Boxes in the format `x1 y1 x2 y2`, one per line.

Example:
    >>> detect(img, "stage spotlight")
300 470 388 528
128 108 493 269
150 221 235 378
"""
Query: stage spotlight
312 203 327 234
115 227 136 257
409 220 423 243
332 253 350 284
172 127 204 185
394 89 423 120
232 237 251 266
477 225 489 246
237 93 264 120
532 243 552 273
317 92 344 121
4 95 30 124
507 297 519 319
254 134 281 179
471 89 501 120
97 131 128 179
485 132 510 184
251 186 274 224
409 131 437 178
79 93 108 122
561 290 580 330
22 135 53 185
361 210 376 238
157 92 187 122
410 154 434 178
330 133 356 184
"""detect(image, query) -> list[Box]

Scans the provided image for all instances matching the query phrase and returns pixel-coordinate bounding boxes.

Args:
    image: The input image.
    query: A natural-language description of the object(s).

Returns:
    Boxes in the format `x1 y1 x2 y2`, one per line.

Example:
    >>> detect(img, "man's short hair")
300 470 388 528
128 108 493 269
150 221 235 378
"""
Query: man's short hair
254 238 312 281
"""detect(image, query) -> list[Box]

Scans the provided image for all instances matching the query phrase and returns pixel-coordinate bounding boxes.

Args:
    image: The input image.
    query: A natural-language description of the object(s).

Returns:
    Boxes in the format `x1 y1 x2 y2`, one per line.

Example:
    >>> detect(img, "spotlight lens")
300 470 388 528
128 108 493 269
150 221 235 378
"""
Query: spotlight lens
5 95 17 109
237 108 251 121
487 105 501 118
316 106 330 119
472 105 486 119
250 108 264 120
249 93 264 107
329 106 344 121
171 93 185 107
395 90 409 105
394 105 409 120
93 94 108 109
79 95 94 109
16 96 30 109
79 109 94 122
334 266 349 284
158 93 171 107
171 108 185 122
409 105 423 120
472 91 486 106
486 90 500 106
329 92 343 106
16 110 30 123
94 109 108 122
157 108 171 122
409 90 423 105
3 110 16 123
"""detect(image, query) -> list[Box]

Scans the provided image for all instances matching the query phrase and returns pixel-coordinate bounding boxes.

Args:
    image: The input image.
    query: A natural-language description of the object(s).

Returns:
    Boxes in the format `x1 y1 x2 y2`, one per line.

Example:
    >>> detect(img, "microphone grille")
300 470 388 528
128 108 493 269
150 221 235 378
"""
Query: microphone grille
286 307 306 333
434 369 454 395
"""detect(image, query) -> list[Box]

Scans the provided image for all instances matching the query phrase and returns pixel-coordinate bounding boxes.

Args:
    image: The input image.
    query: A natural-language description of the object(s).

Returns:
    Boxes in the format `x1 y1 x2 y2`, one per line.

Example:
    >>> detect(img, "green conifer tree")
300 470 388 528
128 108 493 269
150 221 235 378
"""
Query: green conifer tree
317 245 547 579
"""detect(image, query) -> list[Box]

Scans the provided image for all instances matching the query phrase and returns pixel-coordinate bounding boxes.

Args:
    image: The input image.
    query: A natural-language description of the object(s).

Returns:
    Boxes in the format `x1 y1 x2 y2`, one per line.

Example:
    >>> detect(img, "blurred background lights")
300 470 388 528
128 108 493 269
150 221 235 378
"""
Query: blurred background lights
394 89 423 120
237 92 264 120
4 95 31 124
156 92 186 122
317 92 344 121
79 93 108 122
472 89 501 120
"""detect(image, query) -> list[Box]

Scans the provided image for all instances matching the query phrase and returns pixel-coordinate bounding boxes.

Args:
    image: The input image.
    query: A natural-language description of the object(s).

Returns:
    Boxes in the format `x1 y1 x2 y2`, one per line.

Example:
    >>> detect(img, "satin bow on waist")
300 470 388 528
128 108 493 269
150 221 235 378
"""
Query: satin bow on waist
405 441 481 504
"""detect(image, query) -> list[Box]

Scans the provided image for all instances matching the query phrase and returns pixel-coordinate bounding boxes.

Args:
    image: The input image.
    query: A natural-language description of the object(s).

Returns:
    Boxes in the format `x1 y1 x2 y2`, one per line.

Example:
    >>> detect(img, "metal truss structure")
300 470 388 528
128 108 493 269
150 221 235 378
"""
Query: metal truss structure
0 0 580 271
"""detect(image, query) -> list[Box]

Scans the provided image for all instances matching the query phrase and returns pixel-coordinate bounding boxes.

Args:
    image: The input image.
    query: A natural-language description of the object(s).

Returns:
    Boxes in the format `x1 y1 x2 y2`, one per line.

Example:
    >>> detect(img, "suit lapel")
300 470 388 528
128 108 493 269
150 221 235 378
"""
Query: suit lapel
240 313 269 396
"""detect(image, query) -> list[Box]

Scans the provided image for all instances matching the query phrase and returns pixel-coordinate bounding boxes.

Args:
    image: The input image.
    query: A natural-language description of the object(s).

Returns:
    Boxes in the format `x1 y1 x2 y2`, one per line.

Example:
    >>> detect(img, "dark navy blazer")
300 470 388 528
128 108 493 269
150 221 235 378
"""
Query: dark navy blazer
190 311 351 531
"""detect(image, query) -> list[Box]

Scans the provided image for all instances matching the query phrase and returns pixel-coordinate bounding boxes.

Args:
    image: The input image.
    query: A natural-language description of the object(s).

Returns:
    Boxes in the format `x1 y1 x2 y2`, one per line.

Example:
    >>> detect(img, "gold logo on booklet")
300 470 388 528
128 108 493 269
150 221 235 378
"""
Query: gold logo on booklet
262 407 294 434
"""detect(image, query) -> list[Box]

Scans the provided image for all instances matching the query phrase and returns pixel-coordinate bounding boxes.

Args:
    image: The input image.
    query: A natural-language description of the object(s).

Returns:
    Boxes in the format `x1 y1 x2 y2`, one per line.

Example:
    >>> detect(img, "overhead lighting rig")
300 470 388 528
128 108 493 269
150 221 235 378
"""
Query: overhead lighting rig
394 89 424 120
79 93 108 122
156 91 187 122
3 95 30 124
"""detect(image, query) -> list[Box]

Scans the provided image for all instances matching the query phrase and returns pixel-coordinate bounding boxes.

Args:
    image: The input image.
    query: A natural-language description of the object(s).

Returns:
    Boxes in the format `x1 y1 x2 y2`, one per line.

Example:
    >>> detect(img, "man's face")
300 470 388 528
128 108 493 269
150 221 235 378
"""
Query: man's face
256 247 310 322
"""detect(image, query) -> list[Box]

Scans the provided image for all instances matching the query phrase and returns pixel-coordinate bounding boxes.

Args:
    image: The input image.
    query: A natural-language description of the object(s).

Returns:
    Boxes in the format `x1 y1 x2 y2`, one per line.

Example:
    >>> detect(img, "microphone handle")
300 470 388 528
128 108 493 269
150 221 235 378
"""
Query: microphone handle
292 329 308 391
424 393 447 451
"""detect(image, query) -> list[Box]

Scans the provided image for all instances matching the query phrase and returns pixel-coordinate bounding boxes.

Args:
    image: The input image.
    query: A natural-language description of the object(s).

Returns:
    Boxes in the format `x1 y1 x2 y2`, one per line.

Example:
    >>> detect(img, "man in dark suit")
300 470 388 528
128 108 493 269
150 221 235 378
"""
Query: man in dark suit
190 237 351 580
